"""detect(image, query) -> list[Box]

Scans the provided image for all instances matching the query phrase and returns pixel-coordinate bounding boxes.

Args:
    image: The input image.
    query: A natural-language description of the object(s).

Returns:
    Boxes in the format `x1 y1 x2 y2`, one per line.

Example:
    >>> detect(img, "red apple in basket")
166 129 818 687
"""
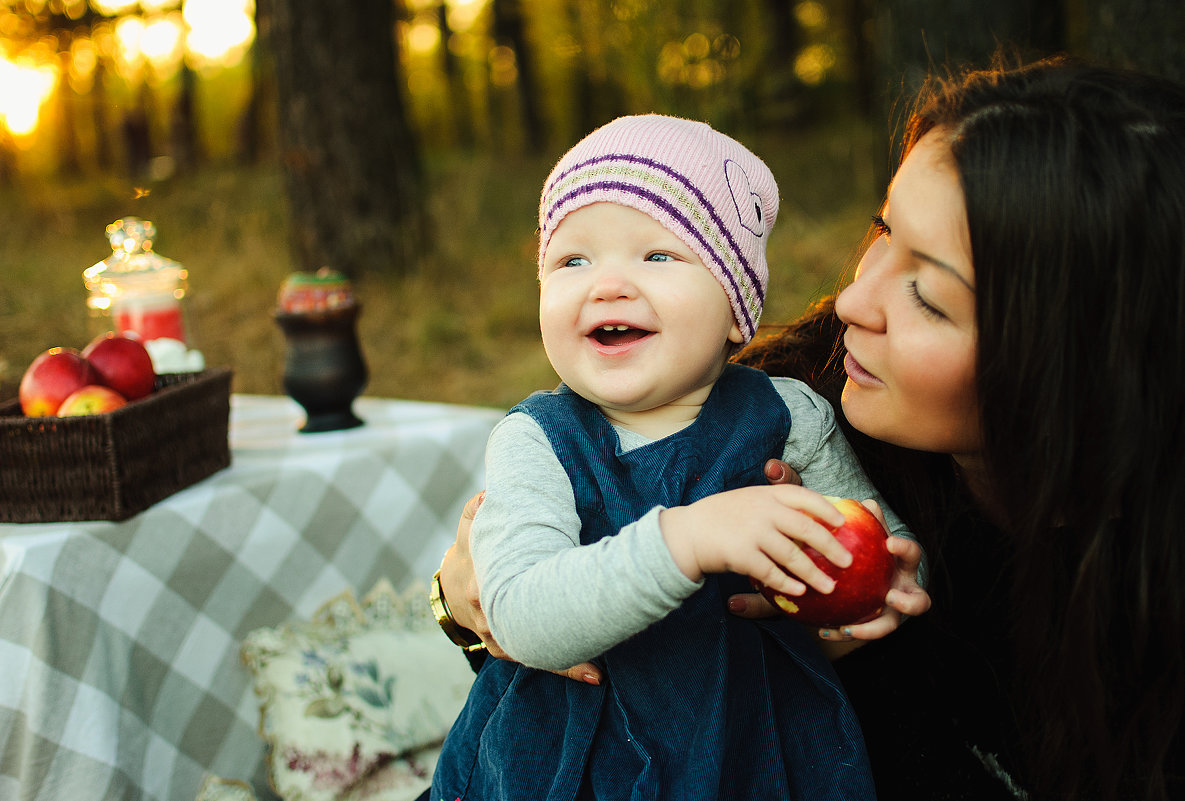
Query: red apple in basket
56 385 128 416
82 331 156 401
753 497 895 627
19 347 99 417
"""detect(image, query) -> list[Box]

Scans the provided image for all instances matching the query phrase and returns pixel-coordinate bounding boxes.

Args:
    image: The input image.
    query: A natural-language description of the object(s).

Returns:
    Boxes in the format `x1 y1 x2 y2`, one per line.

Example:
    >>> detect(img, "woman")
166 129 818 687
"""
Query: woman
430 57 1185 799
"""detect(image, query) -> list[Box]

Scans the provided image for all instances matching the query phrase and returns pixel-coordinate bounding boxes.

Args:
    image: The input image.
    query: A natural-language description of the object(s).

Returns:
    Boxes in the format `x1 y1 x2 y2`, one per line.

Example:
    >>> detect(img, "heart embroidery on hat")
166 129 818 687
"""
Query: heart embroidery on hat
725 158 766 238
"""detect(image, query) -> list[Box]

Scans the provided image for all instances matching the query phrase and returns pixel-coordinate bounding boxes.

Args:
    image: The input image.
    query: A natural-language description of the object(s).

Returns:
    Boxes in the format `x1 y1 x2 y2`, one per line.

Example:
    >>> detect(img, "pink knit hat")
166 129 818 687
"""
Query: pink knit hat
538 114 779 343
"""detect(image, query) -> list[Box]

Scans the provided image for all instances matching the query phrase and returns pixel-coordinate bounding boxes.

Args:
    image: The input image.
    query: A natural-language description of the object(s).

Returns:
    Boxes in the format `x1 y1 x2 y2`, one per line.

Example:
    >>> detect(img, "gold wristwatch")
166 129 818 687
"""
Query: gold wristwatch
430 567 487 652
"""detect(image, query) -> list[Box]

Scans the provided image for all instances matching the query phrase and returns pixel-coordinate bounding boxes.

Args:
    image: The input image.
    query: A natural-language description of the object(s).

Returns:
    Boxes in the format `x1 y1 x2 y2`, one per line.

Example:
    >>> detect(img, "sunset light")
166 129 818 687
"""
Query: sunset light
0 0 256 139
141 14 185 63
93 0 176 14
184 0 255 67
0 54 57 137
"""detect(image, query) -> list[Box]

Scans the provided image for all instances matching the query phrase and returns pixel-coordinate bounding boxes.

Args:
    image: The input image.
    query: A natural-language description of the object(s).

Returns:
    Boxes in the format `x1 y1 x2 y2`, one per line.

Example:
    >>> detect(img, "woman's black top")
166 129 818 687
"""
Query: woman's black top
832 505 1026 800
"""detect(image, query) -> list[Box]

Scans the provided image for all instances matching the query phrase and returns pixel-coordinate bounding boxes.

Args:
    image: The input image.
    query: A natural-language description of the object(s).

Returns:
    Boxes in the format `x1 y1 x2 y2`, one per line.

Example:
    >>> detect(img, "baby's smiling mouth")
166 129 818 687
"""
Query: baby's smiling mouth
590 323 652 347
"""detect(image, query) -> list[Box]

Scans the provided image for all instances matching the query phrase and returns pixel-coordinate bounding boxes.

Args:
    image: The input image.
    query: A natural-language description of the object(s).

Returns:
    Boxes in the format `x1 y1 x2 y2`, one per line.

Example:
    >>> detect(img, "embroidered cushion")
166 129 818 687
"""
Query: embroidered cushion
238 580 474 801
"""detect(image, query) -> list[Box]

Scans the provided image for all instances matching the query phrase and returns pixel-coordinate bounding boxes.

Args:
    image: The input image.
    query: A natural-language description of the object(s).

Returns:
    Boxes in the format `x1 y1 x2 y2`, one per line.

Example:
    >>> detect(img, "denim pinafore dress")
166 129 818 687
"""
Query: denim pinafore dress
431 364 875 801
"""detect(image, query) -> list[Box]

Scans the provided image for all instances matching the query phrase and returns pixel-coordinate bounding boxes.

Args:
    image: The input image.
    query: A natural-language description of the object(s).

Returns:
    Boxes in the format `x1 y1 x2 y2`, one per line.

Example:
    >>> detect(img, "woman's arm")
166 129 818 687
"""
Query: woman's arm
438 491 605 684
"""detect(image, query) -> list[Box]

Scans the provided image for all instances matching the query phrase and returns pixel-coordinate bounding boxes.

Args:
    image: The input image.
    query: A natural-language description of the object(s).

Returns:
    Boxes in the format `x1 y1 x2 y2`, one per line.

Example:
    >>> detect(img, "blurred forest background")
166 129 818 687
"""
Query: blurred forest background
2 0 1183 408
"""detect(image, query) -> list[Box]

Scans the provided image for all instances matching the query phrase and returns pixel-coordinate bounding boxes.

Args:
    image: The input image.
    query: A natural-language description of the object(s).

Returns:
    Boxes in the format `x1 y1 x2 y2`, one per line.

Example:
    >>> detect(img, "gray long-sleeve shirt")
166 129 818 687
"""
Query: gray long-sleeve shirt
470 377 911 670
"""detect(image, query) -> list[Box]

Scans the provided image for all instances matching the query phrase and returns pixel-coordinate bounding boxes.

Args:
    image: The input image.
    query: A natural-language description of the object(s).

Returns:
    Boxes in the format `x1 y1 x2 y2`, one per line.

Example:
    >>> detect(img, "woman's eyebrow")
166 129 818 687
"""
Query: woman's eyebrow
911 249 974 291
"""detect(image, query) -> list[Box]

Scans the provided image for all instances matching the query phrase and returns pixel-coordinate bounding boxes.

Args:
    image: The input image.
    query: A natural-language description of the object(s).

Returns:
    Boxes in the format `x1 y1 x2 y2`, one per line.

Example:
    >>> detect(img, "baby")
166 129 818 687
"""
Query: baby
432 115 919 801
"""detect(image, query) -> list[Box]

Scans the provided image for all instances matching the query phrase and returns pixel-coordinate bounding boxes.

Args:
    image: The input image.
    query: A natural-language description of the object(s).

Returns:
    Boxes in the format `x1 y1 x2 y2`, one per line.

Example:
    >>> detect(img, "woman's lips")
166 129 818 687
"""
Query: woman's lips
844 352 883 387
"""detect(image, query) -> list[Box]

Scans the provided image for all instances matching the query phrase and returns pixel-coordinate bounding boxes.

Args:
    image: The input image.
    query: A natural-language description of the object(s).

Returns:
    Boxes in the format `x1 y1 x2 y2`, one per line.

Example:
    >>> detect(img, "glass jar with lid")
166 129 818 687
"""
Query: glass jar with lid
83 217 190 344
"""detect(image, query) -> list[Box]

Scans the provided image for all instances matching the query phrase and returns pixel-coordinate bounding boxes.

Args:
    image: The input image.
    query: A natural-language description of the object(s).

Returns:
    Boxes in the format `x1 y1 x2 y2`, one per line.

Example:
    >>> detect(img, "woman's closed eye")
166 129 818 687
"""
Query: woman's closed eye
871 214 891 238
907 279 946 320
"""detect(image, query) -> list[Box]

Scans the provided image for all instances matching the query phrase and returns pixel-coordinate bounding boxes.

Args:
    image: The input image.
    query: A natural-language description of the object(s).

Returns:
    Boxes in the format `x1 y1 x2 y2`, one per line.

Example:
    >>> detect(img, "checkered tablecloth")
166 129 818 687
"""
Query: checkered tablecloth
0 394 502 801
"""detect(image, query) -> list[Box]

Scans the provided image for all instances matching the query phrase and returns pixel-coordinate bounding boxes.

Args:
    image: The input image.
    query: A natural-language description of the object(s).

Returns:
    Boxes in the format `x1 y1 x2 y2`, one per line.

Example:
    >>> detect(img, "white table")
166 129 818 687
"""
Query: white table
0 395 501 801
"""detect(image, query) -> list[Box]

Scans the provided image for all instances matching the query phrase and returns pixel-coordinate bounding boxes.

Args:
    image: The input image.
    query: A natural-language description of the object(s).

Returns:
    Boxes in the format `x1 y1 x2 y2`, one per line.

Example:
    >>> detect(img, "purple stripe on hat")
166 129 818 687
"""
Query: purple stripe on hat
543 152 765 306
549 180 757 335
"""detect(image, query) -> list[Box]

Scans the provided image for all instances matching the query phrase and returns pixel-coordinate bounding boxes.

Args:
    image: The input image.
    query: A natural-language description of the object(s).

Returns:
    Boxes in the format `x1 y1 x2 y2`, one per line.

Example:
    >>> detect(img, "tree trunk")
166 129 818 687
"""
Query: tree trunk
265 0 427 277
237 1 272 163
170 62 201 172
491 0 545 152
566 0 628 141
55 64 81 177
566 0 602 140
122 83 154 182
844 0 880 120
0 128 16 187
1080 0 1185 81
92 60 114 171
437 1 475 147
756 0 806 126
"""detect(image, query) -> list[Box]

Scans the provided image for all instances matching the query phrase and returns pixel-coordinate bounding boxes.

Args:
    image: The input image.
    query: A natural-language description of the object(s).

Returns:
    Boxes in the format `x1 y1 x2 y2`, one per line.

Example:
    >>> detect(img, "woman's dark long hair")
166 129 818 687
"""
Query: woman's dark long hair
912 58 1185 801
743 58 1185 800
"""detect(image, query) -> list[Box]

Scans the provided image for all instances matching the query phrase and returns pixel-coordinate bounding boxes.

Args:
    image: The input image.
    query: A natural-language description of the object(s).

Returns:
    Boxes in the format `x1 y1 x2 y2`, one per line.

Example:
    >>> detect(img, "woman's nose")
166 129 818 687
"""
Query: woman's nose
835 244 887 331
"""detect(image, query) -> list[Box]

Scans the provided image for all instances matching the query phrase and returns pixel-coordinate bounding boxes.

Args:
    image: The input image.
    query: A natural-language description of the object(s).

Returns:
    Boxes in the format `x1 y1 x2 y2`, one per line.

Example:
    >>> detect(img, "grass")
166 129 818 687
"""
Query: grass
0 118 880 410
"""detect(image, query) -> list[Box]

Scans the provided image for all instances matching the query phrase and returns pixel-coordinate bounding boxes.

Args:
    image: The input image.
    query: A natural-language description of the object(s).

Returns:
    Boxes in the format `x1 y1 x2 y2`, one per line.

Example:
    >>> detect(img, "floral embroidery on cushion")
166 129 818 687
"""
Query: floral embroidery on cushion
239 580 475 801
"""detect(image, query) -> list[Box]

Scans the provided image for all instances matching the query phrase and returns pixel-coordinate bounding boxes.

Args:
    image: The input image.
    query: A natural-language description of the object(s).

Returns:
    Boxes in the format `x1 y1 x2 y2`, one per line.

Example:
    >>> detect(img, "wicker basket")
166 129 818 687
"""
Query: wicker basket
0 368 232 523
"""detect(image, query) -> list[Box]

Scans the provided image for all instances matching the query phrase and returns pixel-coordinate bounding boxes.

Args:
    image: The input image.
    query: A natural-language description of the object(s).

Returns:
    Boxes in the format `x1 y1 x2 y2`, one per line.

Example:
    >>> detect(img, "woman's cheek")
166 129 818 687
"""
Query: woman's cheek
898 339 980 453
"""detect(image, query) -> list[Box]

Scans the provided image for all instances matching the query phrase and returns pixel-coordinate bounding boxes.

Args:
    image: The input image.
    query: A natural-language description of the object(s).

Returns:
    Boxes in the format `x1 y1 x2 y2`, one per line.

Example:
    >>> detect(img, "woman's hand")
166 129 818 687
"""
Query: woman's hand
443 492 603 685
815 507 931 643
439 493 497 651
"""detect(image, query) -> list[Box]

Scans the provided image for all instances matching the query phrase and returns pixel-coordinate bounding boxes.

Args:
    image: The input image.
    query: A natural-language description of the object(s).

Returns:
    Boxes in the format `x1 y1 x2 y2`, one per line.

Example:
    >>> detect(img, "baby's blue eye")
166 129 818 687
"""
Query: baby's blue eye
645 252 675 262
563 256 590 268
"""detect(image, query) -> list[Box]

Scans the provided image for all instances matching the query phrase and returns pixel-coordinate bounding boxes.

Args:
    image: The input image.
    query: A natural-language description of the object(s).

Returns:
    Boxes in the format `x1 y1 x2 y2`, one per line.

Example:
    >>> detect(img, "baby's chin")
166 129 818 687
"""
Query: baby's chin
593 392 710 432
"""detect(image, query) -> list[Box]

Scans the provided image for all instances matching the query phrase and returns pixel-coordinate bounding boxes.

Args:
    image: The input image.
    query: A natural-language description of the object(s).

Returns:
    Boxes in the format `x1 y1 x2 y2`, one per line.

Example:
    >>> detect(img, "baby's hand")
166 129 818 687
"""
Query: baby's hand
817 533 931 642
659 484 852 596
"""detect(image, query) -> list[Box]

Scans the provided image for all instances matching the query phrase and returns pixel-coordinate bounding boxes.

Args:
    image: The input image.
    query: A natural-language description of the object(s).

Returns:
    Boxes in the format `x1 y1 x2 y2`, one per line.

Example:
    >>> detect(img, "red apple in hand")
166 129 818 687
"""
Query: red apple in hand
82 332 156 401
754 497 895 627
19 347 99 417
56 385 128 416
